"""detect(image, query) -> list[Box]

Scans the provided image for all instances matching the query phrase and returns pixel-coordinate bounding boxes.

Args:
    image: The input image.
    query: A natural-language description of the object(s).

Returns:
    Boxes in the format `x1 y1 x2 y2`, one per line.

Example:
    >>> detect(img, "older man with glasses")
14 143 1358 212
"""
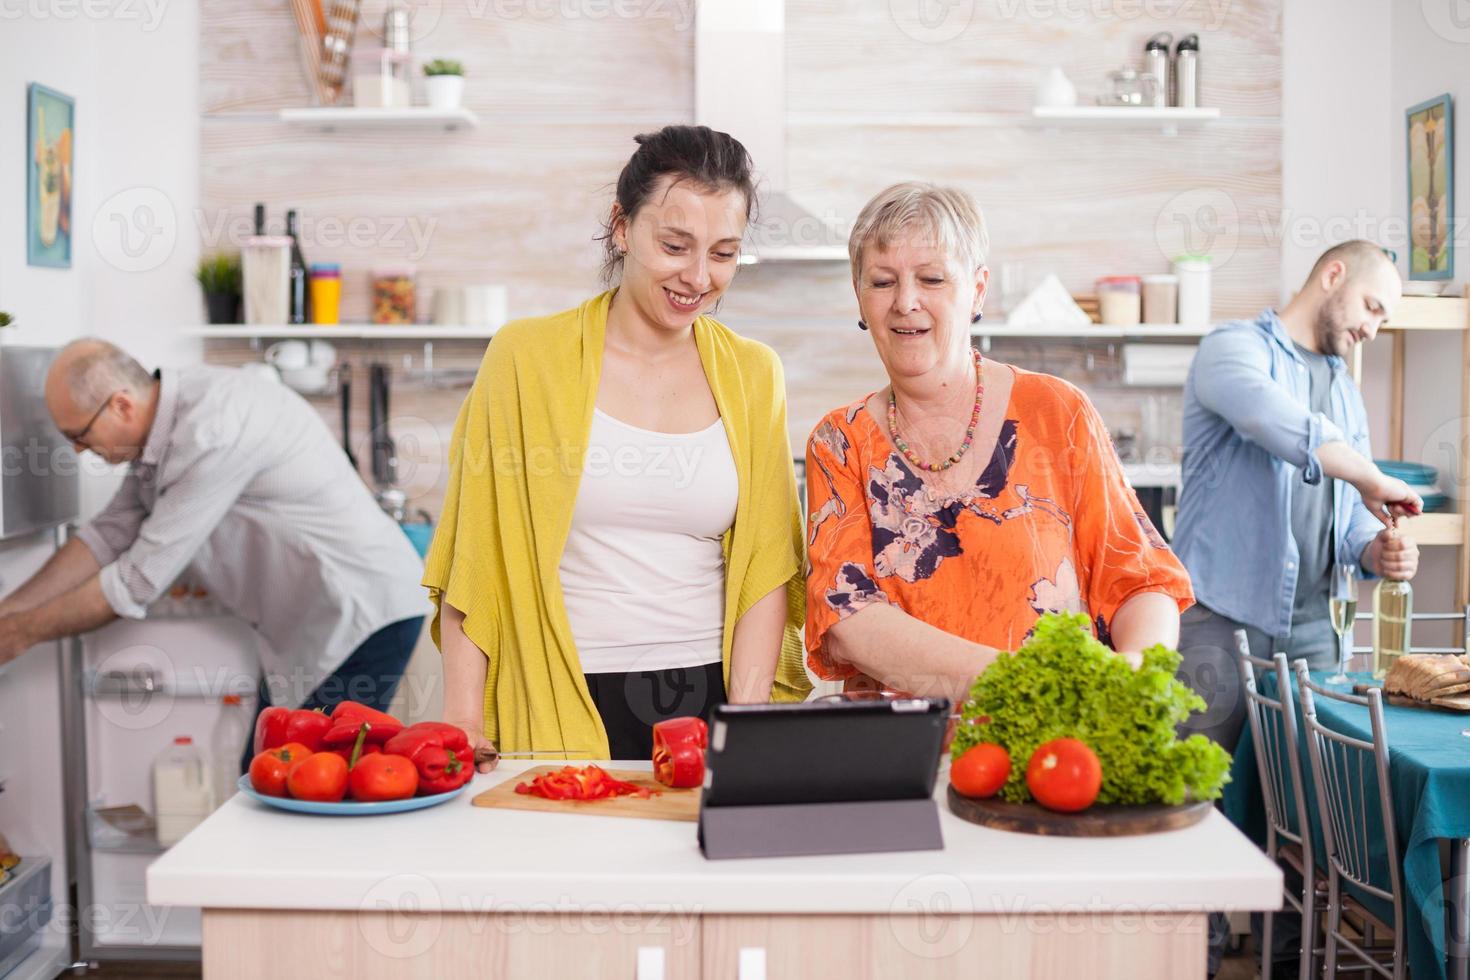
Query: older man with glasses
0 339 428 773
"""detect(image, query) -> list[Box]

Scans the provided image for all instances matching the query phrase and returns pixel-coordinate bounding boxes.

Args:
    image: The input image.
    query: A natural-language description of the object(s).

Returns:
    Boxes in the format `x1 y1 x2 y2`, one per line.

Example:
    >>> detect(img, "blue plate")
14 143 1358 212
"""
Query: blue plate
235 774 468 815
1375 460 1438 483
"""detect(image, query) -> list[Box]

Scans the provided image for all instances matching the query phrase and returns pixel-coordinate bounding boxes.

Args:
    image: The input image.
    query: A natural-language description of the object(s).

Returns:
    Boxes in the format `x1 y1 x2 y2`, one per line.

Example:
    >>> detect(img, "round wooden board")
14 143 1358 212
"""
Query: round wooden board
946 785 1212 837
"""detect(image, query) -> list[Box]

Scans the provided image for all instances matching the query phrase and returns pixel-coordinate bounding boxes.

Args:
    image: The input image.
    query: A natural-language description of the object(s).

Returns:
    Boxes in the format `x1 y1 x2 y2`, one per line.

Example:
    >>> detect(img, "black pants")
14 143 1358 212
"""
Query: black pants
584 661 726 761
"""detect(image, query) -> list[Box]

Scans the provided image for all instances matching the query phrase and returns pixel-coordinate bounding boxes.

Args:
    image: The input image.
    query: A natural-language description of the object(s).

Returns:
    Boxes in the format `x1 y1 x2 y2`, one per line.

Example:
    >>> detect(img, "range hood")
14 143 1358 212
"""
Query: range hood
695 0 847 265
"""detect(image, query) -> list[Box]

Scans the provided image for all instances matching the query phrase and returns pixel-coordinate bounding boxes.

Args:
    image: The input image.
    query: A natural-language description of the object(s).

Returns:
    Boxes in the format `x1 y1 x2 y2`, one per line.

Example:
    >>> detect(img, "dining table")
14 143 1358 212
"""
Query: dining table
1224 669 1470 980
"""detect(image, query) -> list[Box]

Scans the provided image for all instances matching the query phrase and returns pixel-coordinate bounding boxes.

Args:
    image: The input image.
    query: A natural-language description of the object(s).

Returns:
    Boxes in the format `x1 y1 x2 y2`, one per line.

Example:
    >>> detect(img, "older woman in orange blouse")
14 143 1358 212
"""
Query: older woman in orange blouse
805 182 1193 701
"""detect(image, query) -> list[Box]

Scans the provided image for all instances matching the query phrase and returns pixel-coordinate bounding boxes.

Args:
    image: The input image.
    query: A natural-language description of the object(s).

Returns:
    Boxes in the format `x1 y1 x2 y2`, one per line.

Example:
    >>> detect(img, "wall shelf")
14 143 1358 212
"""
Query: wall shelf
186 324 499 340
276 107 478 131
972 322 1211 340
1402 511 1464 547
1384 296 1469 331
1031 106 1221 130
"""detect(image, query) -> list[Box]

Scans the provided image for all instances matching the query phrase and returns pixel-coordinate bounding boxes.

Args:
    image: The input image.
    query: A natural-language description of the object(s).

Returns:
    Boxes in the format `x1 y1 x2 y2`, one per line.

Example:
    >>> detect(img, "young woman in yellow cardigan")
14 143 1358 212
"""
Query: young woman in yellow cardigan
424 125 811 765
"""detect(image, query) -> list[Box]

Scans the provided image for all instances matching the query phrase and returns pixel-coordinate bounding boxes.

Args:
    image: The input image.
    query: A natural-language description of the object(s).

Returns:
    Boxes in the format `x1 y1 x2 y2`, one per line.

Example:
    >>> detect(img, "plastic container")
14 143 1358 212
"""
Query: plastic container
353 46 412 108
0 857 53 976
211 695 251 808
1173 254 1213 327
242 236 292 325
152 736 214 847
1096 276 1142 326
1141 274 1179 324
309 263 342 325
372 266 416 324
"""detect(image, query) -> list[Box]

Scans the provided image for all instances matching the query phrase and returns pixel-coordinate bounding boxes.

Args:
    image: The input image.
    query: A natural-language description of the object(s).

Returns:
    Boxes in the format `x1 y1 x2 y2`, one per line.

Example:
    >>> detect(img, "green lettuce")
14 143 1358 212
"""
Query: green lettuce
950 613 1231 806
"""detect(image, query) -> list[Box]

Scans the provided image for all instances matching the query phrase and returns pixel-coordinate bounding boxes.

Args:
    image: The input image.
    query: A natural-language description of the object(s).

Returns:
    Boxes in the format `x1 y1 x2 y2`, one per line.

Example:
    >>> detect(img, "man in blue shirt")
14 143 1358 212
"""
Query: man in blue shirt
1174 240 1421 752
1173 241 1422 980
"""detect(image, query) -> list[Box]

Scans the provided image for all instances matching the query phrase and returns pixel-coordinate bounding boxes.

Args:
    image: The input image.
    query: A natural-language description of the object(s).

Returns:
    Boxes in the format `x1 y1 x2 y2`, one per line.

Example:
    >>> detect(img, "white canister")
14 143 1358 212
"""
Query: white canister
152 736 214 847
243 236 292 326
1173 255 1212 327
463 285 508 328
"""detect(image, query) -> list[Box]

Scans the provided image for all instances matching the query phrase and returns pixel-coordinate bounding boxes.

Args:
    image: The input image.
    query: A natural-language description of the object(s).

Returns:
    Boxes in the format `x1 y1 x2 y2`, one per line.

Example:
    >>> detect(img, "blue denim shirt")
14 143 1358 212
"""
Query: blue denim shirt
1172 309 1381 639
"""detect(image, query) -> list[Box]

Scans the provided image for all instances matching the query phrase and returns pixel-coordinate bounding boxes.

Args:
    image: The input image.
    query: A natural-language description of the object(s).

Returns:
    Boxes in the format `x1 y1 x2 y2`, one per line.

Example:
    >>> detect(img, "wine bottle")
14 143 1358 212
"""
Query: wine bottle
1373 527 1413 679
253 202 266 236
286 209 310 325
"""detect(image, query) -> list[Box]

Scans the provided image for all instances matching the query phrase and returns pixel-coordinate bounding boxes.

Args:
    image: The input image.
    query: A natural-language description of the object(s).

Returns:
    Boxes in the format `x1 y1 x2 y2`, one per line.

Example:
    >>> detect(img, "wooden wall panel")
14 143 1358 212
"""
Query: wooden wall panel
198 0 1282 520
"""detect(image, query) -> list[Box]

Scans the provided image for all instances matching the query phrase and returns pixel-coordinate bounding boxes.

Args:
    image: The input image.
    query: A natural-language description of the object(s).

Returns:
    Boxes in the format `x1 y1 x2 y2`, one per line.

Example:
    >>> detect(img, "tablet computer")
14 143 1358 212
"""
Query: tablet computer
701 696 950 808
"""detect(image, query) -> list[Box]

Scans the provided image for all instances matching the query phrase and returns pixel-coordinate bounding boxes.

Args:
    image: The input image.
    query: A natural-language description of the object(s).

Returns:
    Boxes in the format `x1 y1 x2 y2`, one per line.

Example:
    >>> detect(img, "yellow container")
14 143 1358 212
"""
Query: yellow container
309 264 341 325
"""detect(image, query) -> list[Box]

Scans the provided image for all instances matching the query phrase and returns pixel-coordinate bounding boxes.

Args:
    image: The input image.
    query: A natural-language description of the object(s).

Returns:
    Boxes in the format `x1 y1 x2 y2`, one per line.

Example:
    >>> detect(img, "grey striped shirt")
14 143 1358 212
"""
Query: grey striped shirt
77 367 428 703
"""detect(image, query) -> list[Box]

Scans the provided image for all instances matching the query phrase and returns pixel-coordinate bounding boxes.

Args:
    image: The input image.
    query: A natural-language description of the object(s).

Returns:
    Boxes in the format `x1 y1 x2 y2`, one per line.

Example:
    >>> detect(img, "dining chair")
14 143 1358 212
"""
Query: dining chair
1235 633 1325 980
1295 660 1406 980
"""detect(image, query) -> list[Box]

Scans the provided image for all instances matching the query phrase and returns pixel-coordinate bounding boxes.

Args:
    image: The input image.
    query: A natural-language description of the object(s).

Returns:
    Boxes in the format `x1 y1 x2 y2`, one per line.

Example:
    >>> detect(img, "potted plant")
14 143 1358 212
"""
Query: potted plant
0 313 12 328
423 59 465 111
196 252 242 325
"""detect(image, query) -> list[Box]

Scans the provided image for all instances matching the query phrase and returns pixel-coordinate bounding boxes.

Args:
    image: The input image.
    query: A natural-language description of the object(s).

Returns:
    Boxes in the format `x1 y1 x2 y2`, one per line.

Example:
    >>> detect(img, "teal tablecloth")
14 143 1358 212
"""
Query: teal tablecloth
1223 670 1470 980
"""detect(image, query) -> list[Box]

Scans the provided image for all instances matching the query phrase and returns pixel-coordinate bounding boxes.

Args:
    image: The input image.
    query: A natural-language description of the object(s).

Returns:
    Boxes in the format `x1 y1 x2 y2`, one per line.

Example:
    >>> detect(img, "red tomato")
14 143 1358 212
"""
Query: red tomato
248 743 315 797
348 753 419 802
950 743 1011 798
1026 738 1102 813
286 752 348 802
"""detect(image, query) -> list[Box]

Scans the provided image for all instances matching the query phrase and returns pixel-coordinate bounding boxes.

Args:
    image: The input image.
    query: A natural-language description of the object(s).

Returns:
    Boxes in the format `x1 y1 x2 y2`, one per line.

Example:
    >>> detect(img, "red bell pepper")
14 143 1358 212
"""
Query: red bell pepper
252 706 332 756
321 701 404 746
382 722 474 795
514 765 652 800
652 716 708 789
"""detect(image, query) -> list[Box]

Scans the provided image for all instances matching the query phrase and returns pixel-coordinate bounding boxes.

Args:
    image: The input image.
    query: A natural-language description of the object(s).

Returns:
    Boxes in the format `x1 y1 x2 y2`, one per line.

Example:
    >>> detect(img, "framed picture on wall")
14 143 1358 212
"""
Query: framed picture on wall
26 83 74 269
1406 93 1453 281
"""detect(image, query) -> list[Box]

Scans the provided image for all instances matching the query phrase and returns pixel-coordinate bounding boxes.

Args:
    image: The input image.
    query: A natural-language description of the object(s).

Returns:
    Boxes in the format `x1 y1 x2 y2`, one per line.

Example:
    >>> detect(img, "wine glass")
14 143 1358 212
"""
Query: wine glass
1326 562 1358 685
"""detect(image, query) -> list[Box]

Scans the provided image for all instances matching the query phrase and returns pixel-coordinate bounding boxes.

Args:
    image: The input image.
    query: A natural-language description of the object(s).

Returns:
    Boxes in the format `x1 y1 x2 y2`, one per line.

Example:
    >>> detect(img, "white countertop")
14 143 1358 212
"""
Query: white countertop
146 761 1280 916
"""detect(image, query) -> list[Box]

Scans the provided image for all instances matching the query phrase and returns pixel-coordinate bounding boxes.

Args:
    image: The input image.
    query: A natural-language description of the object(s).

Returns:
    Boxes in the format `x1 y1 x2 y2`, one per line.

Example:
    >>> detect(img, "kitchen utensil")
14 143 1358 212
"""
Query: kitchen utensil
946 786 1212 836
1099 68 1158 107
1143 33 1172 107
1175 33 1199 108
320 0 363 100
471 766 700 823
337 361 357 469
1034 66 1077 108
369 362 396 487
236 774 468 815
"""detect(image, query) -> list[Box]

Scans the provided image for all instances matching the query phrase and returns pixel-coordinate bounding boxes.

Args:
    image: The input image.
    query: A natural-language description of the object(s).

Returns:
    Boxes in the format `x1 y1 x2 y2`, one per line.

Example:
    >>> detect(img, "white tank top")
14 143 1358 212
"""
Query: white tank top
559 408 739 674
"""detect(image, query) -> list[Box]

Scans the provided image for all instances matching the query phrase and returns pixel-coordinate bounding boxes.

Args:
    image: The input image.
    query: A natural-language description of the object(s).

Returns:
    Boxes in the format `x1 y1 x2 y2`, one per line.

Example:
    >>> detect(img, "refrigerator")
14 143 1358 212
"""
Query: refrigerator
0 348 259 975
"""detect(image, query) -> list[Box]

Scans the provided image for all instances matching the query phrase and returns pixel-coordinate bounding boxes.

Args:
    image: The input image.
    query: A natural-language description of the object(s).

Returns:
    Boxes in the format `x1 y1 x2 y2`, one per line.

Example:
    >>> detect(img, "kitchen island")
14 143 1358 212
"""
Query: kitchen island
147 761 1280 979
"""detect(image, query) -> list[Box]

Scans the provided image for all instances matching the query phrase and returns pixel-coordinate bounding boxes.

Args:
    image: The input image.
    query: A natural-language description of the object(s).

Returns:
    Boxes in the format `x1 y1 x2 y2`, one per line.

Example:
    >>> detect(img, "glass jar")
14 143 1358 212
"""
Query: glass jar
1096 276 1142 326
1140 274 1178 325
352 46 412 108
309 263 341 325
371 266 416 324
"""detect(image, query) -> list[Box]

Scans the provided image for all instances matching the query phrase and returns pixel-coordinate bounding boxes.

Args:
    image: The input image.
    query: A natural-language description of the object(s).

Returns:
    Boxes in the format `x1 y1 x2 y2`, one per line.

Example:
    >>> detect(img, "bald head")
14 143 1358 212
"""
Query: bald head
1295 240 1402 358
46 339 157 463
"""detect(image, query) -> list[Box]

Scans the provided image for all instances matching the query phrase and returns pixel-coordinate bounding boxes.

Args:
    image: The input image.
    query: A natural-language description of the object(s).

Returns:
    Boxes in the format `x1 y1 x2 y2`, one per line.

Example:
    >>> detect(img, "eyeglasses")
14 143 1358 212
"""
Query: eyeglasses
63 391 121 445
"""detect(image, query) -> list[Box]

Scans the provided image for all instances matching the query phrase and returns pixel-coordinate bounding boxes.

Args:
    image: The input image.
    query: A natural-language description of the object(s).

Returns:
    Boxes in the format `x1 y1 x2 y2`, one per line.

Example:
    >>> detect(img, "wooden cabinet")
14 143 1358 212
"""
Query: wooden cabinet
203 908 1208 980
699 913 1206 980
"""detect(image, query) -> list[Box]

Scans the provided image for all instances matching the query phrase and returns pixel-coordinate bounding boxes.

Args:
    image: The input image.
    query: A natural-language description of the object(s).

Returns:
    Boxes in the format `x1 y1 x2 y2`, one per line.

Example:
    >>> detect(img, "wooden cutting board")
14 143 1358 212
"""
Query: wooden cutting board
946 786 1212 837
471 767 700 823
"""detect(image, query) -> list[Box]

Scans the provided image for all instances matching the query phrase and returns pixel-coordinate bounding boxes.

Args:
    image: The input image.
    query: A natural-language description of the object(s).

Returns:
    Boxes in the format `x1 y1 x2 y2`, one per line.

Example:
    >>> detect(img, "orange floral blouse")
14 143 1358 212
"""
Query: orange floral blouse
803 367 1193 681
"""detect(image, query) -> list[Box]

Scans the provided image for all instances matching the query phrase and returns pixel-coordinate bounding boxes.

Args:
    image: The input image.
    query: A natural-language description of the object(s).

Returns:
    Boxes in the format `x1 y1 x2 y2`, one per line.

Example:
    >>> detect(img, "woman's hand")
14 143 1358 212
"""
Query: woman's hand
443 713 499 772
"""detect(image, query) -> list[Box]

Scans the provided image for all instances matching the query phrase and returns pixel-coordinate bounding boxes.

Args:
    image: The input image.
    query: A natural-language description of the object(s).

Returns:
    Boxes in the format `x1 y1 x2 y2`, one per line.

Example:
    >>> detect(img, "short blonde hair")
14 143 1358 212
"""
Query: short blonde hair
848 182 989 280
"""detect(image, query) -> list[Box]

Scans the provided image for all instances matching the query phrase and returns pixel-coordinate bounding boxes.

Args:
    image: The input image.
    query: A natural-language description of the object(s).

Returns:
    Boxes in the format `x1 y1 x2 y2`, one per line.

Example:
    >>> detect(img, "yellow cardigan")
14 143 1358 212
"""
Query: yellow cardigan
423 291 811 758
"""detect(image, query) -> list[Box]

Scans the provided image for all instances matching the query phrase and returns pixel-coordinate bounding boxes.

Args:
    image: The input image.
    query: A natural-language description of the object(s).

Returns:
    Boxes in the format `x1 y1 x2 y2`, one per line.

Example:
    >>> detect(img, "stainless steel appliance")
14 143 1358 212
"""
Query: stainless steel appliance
0 346 79 539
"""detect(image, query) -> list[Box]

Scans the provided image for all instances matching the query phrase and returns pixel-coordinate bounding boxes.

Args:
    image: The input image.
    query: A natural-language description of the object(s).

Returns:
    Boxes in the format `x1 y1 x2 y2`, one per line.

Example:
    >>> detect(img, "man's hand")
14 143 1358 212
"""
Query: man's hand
1356 473 1424 527
1363 529 1419 581
0 614 38 668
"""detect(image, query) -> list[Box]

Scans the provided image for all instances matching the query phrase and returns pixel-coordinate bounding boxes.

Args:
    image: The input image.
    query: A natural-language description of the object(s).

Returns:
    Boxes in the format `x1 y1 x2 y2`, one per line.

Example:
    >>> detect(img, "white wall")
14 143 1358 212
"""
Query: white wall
0 7 201 516
1282 0 1467 632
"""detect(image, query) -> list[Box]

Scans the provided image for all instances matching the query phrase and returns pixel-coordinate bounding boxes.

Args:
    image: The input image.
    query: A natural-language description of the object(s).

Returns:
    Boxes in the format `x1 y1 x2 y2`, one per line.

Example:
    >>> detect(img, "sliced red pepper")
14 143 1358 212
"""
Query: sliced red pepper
514 765 654 801
652 716 708 789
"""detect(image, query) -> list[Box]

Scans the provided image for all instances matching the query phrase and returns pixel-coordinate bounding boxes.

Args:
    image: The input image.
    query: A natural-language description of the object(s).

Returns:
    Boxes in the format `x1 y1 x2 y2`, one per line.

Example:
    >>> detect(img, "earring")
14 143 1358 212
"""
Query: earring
858 320 869 331
971 310 984 323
